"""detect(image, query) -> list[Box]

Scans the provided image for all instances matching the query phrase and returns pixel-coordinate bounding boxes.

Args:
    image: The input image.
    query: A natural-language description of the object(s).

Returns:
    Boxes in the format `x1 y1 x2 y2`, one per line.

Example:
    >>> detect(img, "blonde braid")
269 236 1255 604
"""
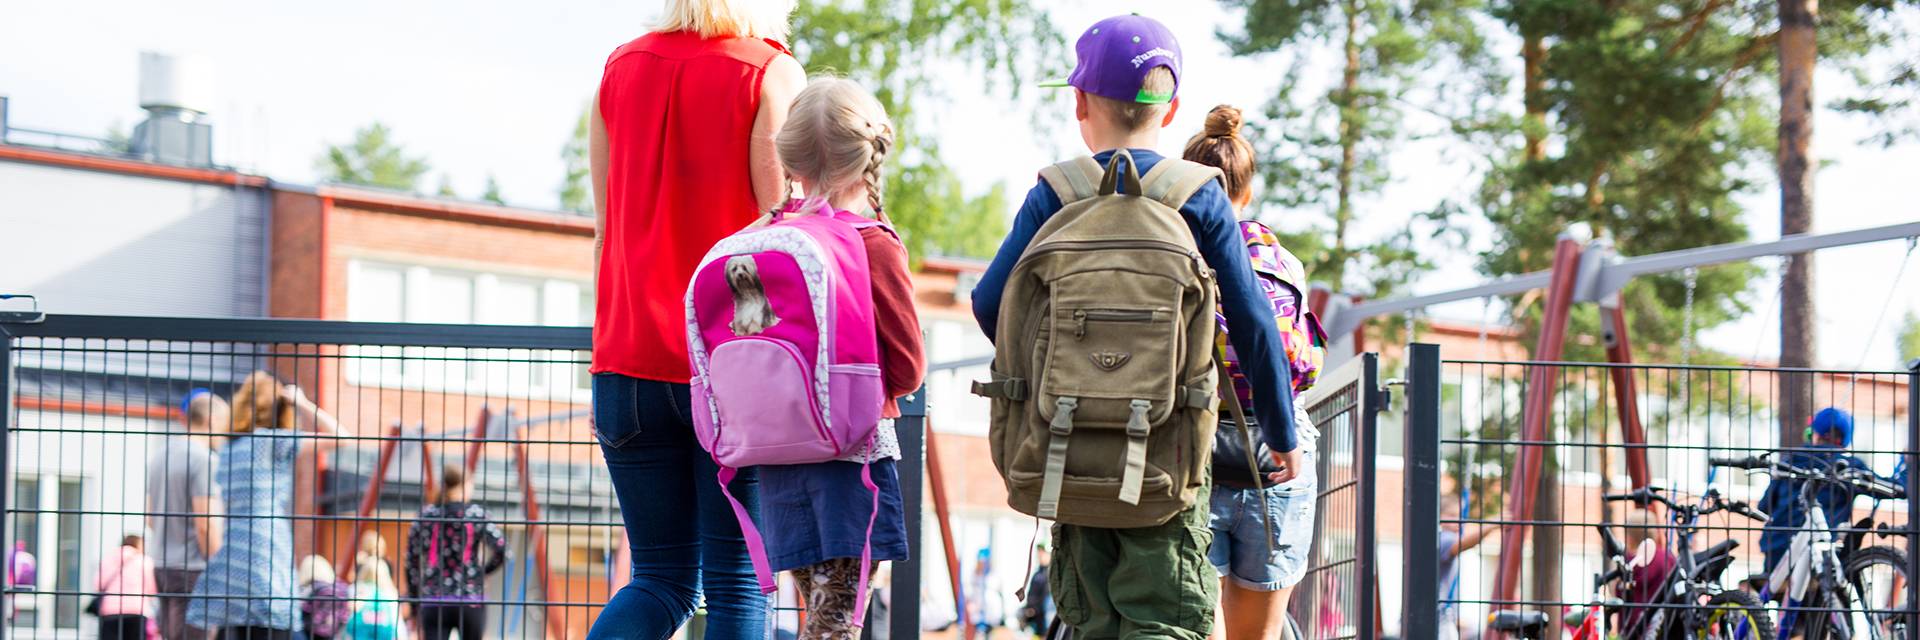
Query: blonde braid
863 121 892 214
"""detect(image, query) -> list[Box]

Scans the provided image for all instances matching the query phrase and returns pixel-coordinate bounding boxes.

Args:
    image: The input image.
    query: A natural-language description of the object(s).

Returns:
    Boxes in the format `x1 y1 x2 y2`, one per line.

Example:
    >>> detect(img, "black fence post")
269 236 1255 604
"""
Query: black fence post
0 329 11 640
1358 353 1382 640
1907 357 1919 634
867 386 926 640
1404 343 1442 640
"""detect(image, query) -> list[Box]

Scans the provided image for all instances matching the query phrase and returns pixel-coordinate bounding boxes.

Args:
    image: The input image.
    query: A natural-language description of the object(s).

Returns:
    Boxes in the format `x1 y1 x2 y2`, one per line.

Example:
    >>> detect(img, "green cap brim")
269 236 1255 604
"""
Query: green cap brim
1135 89 1174 104
1039 77 1072 88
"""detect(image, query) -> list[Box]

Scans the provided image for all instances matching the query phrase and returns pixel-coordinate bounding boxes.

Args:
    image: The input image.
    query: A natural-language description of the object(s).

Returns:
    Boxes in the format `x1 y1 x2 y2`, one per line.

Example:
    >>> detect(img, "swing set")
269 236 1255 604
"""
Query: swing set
337 405 589 640
1312 219 1920 625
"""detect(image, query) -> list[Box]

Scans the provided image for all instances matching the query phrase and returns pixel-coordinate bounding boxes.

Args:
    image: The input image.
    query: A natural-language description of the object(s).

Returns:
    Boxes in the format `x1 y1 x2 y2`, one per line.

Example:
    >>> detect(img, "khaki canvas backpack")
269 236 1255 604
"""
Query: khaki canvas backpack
972 150 1224 528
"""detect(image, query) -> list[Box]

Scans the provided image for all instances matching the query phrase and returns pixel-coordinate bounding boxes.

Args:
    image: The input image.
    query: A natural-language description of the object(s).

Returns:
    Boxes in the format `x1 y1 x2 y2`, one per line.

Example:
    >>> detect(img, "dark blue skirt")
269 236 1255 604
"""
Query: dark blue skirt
758 459 909 572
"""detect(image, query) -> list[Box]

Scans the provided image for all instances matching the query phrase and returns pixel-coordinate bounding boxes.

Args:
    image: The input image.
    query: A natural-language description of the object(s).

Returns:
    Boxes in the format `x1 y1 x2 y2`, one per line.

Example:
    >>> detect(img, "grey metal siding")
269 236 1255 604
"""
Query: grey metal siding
0 158 269 317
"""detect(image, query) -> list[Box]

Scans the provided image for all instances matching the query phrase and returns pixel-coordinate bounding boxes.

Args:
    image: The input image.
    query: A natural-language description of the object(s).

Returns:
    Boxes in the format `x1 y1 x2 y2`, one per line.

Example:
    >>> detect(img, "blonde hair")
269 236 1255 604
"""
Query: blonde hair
298 555 337 587
1085 66 1177 132
353 532 397 593
1182 105 1257 206
230 371 292 434
776 78 895 214
653 0 794 41
185 393 230 433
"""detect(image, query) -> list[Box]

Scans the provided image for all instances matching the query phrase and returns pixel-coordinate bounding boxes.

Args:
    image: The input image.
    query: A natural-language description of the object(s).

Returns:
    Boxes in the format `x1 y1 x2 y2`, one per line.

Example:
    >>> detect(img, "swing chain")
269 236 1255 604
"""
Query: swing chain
1680 267 1698 365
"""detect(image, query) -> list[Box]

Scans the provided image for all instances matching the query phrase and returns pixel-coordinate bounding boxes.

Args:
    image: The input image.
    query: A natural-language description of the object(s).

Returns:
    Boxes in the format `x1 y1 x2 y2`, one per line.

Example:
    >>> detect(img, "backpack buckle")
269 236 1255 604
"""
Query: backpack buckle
1126 399 1152 438
1050 397 1079 436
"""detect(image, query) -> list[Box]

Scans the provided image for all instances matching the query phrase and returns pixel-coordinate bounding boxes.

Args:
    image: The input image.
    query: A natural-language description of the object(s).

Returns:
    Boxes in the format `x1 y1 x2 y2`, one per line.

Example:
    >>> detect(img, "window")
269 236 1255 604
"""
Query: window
53 480 80 628
347 260 591 397
9 475 86 633
11 477 40 630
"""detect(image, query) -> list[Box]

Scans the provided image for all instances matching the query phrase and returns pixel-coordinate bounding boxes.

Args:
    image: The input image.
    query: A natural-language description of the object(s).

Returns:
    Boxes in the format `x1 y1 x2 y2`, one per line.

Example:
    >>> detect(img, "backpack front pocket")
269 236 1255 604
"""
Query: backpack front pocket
706 337 836 466
1040 305 1180 427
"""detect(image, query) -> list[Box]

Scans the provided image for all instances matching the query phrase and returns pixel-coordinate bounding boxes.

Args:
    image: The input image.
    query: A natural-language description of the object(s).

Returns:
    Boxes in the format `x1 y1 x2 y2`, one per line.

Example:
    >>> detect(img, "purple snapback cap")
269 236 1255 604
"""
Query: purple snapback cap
1041 14 1182 105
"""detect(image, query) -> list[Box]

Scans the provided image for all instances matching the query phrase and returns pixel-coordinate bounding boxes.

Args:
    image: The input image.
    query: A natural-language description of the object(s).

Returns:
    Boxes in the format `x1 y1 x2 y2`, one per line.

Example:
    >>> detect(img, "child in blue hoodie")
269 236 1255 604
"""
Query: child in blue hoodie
1756 408 1897 572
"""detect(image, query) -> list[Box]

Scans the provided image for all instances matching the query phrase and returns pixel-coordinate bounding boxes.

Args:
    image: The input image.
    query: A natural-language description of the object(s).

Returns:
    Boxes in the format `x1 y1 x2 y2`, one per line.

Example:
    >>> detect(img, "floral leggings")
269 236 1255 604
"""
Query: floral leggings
791 558 877 640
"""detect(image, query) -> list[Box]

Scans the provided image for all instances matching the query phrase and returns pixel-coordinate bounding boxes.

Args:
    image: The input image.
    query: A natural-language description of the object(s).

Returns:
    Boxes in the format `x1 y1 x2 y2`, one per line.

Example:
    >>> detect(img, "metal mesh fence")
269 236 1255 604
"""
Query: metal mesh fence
1290 354 1381 640
1412 347 1920 640
0 315 923 640
3 317 600 640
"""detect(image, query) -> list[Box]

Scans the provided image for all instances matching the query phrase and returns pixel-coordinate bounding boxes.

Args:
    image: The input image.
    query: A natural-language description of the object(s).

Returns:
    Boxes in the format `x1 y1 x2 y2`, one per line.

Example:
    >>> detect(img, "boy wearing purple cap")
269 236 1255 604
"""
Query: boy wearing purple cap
971 14 1301 639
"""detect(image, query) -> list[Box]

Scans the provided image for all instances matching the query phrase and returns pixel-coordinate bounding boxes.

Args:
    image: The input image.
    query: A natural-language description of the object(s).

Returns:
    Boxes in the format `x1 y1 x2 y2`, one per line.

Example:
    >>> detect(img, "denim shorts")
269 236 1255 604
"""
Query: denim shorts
1207 410 1318 591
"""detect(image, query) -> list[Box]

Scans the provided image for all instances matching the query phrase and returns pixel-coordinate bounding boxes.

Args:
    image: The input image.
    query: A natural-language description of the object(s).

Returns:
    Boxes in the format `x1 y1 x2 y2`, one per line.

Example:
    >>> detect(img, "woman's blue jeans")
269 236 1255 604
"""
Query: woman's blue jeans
588 374 770 640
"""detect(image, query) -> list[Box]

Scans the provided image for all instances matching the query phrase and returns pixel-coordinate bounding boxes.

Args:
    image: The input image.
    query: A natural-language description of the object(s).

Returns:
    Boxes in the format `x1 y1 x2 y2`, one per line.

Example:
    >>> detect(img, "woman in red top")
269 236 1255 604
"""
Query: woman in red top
586 0 805 637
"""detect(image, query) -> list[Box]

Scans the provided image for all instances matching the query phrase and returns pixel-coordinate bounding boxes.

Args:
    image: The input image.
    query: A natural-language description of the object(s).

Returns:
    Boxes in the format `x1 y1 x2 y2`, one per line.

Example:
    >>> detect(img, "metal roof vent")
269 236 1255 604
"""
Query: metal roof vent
131 51 214 167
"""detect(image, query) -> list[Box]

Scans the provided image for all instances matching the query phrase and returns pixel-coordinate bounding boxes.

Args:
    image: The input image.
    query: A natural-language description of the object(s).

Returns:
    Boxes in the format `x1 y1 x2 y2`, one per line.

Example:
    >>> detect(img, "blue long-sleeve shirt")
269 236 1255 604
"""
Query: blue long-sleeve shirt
1756 445 1892 558
970 149 1299 453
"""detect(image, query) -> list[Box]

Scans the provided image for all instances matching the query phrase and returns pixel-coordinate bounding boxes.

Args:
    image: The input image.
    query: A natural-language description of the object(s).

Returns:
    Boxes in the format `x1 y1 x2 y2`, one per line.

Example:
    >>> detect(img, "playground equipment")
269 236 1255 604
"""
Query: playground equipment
339 405 579 640
1312 219 1920 629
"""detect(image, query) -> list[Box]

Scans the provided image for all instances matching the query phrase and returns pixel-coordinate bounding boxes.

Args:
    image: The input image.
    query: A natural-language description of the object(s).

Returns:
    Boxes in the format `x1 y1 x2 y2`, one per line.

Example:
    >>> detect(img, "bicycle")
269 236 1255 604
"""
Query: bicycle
1598 485 1777 640
1711 454 1911 640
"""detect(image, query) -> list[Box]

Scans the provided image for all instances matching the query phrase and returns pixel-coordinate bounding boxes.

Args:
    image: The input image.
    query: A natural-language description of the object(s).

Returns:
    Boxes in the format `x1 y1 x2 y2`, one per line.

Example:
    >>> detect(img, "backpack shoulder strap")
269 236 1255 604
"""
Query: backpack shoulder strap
1139 159 1225 211
1038 157 1104 205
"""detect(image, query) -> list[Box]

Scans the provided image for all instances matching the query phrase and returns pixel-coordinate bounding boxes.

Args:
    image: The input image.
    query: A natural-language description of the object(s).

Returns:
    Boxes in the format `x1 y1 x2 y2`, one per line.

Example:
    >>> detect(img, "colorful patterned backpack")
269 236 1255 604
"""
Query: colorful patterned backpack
1216 219 1327 410
685 197 892 625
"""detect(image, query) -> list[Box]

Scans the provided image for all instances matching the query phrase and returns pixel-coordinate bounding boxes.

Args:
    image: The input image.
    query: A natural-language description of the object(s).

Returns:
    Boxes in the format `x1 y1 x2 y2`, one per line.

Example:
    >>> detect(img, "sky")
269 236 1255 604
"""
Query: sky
2 0 1915 369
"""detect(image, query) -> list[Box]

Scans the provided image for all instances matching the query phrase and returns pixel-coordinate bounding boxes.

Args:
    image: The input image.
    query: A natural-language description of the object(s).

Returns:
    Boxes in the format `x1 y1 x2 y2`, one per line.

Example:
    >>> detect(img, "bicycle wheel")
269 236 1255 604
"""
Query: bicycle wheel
1701 591 1777 640
1804 586 1855 640
1844 545 1911 640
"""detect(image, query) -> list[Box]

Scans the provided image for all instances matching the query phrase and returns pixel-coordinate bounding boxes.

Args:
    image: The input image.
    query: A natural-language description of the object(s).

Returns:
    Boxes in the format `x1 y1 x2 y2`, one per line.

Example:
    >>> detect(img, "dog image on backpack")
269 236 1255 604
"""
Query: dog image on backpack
968 15 1303 640
725 255 779 336
685 77 924 640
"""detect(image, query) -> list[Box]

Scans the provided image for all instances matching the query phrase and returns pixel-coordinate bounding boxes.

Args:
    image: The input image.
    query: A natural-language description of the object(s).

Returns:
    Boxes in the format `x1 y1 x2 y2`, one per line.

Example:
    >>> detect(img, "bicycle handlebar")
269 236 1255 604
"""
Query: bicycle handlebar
1708 455 1768 470
1726 500 1770 523
1712 454 1906 500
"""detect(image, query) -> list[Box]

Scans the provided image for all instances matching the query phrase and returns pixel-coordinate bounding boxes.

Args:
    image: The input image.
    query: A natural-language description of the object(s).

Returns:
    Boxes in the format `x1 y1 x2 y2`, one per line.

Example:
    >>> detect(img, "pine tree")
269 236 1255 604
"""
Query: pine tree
559 105 592 215
481 174 505 205
318 123 430 191
1219 0 1487 295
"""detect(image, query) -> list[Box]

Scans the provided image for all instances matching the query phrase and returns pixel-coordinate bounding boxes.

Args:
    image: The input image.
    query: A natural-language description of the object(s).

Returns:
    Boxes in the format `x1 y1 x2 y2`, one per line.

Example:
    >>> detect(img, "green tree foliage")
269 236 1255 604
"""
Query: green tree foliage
1468 0 1780 364
1898 311 1920 368
318 122 430 191
1219 0 1488 296
481 173 506 205
436 174 458 198
788 0 1064 261
559 106 592 215
102 122 133 155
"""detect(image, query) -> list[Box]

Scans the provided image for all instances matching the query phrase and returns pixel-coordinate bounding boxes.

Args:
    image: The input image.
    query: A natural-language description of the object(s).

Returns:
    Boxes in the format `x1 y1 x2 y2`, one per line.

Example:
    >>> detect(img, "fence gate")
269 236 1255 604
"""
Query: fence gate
1293 352 1385 640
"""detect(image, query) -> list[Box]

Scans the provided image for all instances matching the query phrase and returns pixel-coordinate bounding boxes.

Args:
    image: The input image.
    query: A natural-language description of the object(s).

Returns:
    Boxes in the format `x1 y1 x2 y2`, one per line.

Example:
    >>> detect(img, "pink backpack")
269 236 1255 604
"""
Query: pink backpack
685 198 890 623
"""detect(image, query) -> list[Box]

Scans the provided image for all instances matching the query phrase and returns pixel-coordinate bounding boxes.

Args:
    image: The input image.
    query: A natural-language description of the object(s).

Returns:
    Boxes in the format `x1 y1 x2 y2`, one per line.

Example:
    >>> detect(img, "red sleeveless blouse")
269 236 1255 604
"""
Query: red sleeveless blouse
592 31 791 382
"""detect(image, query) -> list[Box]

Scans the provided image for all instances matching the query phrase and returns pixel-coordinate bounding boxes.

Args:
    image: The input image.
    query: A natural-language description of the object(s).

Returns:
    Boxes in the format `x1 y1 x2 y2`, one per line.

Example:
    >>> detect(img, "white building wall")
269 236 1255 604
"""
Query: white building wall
0 159 269 318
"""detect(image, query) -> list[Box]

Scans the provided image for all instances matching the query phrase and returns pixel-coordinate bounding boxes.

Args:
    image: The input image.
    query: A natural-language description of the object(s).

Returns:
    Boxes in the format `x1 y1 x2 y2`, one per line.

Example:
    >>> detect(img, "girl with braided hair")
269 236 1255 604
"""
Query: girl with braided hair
753 76 924 639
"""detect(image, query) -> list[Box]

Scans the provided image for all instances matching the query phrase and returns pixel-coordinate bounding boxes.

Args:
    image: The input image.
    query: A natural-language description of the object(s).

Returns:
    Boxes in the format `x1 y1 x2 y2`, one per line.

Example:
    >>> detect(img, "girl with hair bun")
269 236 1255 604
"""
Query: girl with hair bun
1185 104 1325 640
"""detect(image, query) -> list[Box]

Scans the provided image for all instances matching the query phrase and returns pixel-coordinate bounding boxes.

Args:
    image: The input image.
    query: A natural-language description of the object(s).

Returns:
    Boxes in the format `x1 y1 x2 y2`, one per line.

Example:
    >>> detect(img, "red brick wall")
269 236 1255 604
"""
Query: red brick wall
270 191 326 319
